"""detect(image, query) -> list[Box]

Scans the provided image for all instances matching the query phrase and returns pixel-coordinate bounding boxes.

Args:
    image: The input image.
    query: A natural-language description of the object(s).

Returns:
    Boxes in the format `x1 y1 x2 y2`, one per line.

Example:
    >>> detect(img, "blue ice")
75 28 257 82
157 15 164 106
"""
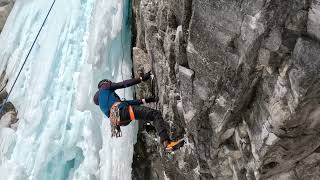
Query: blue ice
0 0 136 179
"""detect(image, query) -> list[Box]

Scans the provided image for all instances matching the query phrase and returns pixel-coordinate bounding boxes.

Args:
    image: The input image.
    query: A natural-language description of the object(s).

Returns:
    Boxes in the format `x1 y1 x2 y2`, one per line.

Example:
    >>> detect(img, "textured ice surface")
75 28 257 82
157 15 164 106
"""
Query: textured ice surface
0 0 136 179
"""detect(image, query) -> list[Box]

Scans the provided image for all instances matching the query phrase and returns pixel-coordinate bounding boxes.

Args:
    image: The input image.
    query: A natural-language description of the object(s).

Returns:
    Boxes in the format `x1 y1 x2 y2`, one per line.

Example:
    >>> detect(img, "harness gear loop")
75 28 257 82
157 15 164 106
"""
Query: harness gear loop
109 102 136 138
110 102 122 137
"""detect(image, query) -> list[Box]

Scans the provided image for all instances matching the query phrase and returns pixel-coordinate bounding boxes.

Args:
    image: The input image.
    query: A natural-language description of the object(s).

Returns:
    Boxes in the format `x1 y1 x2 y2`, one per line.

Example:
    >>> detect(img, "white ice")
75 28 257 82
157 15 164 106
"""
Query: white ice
0 0 136 179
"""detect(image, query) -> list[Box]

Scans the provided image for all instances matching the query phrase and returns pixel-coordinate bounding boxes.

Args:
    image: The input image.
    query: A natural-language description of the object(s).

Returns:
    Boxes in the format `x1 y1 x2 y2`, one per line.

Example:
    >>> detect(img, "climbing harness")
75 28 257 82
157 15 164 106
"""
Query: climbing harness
109 101 136 138
0 0 57 113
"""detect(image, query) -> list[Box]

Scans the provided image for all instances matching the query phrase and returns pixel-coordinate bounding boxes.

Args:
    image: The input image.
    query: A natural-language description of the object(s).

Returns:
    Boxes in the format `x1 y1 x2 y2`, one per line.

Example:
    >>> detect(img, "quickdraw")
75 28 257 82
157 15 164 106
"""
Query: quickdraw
110 102 136 138
109 100 137 138
110 102 122 137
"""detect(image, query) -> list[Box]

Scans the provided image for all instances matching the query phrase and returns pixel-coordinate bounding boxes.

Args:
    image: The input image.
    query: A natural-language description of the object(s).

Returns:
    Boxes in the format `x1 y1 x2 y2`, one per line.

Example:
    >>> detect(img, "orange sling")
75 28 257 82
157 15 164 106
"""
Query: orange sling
110 102 136 138
128 105 135 121
110 102 135 126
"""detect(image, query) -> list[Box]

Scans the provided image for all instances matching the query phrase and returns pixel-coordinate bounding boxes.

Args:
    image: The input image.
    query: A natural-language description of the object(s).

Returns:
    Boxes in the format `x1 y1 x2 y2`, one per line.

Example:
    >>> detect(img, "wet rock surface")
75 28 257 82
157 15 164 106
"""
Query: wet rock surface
132 0 320 179
0 71 18 131
0 1 17 131
0 0 14 32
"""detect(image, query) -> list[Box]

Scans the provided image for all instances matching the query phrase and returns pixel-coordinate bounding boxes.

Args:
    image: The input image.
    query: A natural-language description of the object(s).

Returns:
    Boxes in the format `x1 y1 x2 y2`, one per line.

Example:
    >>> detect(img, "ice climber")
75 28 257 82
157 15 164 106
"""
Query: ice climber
93 71 184 152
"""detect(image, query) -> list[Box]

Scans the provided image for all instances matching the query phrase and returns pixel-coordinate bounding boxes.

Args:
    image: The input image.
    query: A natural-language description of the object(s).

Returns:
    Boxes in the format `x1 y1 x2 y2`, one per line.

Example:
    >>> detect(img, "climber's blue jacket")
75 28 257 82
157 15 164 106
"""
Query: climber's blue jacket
93 78 143 117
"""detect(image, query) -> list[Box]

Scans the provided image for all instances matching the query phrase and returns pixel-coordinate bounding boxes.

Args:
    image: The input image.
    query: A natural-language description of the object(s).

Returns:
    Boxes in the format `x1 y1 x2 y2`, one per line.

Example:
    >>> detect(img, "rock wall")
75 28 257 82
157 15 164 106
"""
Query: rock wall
0 0 14 32
0 0 17 130
0 71 18 130
132 0 320 179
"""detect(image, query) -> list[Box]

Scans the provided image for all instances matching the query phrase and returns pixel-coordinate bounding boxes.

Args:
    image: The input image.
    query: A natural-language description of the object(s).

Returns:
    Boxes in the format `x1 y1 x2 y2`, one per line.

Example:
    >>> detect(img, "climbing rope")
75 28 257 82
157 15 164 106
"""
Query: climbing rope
120 25 126 100
0 0 56 113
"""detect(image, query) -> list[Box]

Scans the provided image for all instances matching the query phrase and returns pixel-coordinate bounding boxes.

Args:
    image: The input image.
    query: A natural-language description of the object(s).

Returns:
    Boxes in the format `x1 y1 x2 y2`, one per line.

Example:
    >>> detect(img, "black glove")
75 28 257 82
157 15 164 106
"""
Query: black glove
141 71 152 81
144 96 158 103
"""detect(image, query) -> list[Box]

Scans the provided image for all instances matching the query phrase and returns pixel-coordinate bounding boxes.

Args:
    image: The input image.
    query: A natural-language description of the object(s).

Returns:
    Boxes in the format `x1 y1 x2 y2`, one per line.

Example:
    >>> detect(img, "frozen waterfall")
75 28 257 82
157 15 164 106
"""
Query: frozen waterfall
0 0 136 179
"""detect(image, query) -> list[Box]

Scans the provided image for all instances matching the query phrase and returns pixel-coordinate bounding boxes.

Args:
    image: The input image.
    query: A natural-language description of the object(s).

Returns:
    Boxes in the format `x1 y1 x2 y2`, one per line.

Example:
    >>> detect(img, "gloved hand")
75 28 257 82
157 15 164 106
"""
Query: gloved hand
143 96 158 103
141 71 152 81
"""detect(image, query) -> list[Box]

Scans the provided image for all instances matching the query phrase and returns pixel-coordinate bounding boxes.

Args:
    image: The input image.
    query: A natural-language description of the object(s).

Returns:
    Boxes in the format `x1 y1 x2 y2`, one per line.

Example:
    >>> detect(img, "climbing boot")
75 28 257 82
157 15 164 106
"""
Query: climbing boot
164 139 185 152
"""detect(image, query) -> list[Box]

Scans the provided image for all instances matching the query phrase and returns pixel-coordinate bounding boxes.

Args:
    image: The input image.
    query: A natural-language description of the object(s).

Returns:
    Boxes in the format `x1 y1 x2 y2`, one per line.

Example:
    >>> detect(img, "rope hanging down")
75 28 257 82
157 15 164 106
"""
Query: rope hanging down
0 0 57 112
120 17 126 100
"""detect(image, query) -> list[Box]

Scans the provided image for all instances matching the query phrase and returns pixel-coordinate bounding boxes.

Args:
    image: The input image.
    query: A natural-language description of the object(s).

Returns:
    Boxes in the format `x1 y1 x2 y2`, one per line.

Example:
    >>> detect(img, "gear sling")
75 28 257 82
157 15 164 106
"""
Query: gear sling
109 102 135 137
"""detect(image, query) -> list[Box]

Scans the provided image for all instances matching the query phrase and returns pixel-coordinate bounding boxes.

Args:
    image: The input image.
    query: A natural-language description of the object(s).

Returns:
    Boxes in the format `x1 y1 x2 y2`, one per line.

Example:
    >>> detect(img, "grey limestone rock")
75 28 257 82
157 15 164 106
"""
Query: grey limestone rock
0 70 18 131
132 0 320 179
0 2 17 131
308 0 320 41
0 0 14 32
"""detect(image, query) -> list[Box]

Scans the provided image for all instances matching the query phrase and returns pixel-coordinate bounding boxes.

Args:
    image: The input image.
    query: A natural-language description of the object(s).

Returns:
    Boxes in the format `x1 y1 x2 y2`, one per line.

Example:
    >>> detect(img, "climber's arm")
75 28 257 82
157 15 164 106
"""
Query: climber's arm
125 99 144 106
108 78 142 90
125 97 157 105
102 71 152 90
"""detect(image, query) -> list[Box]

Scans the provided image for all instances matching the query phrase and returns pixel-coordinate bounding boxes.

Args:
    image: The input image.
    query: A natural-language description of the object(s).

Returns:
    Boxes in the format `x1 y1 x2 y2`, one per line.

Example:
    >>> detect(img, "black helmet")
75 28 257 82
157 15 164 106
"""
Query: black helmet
98 79 111 88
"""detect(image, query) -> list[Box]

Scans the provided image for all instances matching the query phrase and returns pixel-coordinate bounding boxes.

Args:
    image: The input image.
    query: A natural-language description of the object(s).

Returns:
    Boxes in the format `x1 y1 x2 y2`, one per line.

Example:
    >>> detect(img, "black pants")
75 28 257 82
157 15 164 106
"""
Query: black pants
119 105 170 143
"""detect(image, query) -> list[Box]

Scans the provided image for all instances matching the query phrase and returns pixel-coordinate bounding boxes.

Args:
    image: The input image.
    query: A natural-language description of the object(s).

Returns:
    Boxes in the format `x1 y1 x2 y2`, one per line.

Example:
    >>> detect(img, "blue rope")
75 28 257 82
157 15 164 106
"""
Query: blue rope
0 0 56 113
